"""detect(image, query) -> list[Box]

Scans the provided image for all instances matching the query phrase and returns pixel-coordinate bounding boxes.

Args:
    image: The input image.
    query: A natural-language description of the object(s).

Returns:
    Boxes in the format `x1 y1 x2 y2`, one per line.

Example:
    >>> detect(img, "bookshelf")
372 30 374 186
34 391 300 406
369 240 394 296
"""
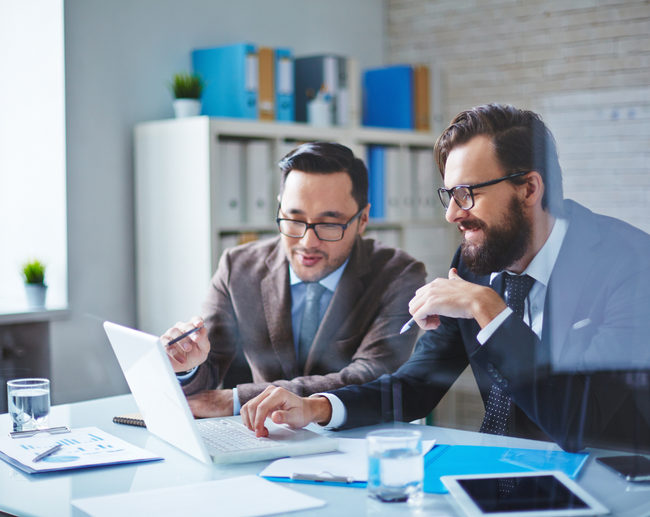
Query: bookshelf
134 116 457 336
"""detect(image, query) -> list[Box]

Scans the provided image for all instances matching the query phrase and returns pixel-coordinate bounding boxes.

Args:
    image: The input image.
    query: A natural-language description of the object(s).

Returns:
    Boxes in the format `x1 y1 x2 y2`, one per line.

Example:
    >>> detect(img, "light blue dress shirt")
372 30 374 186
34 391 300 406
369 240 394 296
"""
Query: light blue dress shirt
180 258 351 416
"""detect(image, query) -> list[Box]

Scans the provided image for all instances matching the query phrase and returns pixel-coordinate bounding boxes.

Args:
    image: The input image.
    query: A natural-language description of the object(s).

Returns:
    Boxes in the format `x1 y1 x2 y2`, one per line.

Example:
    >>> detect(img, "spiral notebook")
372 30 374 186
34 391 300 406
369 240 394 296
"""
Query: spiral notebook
113 412 146 428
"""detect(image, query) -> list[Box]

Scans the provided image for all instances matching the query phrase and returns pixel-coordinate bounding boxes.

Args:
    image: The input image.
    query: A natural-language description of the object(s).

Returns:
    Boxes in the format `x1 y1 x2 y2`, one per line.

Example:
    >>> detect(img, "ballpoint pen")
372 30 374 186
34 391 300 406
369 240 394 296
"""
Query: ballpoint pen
165 324 205 347
32 443 62 463
400 317 415 334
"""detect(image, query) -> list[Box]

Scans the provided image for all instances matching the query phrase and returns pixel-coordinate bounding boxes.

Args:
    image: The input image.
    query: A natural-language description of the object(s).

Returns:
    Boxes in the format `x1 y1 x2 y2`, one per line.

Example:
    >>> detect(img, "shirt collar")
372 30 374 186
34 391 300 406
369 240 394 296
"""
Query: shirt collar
289 257 350 292
490 216 569 286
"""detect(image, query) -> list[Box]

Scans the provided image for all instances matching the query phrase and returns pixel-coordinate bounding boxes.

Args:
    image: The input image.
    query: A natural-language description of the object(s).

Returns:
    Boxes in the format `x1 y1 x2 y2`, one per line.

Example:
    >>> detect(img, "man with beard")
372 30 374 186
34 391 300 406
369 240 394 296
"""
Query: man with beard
240 104 650 453
163 142 426 418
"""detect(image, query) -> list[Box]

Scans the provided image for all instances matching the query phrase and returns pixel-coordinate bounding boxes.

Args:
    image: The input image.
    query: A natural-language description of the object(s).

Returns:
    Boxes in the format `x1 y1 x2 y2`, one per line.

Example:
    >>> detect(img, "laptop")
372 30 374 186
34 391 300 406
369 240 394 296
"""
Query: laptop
103 321 338 465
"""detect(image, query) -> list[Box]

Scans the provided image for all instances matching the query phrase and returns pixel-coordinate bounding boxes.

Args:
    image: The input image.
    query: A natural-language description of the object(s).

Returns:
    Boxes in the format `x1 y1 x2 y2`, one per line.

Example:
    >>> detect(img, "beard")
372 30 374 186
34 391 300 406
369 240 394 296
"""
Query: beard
460 196 532 276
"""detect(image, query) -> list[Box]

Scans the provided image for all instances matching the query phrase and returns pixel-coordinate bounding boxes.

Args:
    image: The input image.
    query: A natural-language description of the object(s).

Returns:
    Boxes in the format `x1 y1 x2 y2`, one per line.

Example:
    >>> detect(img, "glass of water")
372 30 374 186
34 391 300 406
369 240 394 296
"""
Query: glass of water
367 429 423 503
7 378 51 432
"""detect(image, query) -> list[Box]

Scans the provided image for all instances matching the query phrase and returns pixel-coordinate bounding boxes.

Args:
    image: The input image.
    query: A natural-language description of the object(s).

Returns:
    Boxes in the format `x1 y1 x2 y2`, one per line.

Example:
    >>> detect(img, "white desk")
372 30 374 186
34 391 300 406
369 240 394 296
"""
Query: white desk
0 394 648 517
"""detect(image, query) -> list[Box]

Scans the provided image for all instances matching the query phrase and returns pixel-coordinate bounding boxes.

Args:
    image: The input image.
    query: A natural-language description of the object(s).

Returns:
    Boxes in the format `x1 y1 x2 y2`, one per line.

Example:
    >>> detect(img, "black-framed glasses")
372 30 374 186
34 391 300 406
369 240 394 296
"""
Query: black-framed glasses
276 205 366 241
438 171 531 211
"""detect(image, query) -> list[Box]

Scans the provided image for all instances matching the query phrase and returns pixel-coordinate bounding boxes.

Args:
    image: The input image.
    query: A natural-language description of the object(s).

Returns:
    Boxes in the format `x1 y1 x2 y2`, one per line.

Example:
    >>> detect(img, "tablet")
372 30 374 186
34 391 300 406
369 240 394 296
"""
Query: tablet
441 471 609 517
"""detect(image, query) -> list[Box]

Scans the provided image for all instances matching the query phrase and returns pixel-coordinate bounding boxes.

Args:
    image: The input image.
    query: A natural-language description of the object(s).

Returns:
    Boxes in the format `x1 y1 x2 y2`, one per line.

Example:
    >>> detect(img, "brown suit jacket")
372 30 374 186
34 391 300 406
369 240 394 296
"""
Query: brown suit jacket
182 235 426 406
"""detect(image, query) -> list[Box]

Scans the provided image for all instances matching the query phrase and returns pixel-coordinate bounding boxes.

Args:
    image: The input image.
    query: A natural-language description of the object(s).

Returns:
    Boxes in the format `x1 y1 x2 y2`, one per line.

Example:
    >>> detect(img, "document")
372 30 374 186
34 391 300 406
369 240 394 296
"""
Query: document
72 475 326 517
0 427 161 474
260 437 436 486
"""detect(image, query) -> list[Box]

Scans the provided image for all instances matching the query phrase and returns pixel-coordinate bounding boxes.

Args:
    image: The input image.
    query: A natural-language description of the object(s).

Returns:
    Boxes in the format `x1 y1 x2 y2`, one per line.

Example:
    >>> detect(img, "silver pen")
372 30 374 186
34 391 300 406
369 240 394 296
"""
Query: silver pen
400 317 415 334
32 443 62 463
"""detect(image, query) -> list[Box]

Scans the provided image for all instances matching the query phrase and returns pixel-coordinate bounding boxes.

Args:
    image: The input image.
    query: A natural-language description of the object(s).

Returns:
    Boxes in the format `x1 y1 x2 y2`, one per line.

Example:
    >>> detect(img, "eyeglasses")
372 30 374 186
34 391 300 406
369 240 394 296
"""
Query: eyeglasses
438 171 530 211
276 205 365 242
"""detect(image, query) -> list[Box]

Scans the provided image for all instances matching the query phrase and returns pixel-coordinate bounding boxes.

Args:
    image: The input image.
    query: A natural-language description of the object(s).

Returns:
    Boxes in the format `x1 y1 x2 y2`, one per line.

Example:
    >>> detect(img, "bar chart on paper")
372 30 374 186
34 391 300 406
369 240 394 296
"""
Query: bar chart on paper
0 427 161 473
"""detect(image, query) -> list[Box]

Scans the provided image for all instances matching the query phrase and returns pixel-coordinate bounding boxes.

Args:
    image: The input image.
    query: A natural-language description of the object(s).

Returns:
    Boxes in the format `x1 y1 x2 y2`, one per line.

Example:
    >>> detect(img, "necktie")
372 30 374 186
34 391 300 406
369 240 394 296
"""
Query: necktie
298 282 328 373
479 273 536 436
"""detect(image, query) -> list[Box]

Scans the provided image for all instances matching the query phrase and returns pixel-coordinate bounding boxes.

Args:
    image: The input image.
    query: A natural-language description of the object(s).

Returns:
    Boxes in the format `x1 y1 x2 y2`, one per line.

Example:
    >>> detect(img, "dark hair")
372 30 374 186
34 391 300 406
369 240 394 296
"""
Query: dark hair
279 142 368 210
434 104 564 216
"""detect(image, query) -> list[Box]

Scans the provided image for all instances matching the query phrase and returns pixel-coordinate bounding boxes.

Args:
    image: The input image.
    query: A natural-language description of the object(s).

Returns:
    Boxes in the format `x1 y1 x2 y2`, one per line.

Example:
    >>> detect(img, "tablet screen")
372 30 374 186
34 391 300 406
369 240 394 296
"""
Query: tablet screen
457 474 589 513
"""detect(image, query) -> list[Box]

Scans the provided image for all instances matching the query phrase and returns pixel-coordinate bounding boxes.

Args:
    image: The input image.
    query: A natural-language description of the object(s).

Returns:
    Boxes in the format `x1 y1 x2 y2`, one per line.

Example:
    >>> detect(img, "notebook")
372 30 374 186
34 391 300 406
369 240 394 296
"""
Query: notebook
103 321 338 465
113 413 146 428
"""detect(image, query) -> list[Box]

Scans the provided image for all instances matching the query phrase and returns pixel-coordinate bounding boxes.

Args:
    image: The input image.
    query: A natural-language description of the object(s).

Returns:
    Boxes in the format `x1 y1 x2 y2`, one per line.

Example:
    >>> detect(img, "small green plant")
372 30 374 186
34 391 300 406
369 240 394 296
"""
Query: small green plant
168 72 205 99
21 259 46 285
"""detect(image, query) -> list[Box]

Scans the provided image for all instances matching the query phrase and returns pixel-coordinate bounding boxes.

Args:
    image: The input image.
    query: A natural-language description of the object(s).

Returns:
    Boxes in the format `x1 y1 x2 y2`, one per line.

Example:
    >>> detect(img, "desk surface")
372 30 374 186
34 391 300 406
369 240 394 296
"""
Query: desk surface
0 394 648 517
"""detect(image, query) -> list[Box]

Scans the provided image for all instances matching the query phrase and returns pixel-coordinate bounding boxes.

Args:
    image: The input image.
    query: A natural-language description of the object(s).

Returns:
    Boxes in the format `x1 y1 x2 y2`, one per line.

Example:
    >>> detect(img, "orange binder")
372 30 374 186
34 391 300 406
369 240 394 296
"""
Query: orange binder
414 65 430 131
258 47 275 121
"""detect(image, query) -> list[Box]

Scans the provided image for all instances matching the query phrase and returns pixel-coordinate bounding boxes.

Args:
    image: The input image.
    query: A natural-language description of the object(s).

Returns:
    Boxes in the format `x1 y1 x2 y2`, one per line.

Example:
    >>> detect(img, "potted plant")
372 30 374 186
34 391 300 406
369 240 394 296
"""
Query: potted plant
168 72 205 118
20 259 47 308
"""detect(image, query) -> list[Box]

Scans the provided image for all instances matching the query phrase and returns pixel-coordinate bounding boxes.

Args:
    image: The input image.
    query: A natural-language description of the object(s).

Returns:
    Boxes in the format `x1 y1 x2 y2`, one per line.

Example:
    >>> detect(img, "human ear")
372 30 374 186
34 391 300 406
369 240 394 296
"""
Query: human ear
522 171 544 207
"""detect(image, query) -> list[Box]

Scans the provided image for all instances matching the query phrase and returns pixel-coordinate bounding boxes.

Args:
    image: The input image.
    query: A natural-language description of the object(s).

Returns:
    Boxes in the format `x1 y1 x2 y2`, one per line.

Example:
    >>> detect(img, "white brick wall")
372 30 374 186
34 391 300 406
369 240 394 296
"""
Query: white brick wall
387 0 650 233
387 0 650 430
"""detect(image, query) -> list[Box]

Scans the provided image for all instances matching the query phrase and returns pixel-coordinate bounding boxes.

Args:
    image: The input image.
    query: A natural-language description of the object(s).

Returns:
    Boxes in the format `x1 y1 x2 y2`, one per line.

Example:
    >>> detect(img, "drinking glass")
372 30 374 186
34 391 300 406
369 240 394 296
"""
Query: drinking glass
7 378 50 431
366 429 423 503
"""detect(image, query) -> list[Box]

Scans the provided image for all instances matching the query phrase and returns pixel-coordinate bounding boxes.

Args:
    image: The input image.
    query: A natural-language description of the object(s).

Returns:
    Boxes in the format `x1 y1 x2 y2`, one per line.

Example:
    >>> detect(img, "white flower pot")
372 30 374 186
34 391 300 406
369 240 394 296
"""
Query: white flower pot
25 284 47 308
173 99 202 118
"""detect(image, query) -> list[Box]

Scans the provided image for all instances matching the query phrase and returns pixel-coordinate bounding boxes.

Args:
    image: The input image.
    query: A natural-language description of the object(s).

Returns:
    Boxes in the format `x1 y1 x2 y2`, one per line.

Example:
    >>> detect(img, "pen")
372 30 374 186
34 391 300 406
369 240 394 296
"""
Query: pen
165 325 205 347
400 317 415 334
32 443 62 463
291 472 355 483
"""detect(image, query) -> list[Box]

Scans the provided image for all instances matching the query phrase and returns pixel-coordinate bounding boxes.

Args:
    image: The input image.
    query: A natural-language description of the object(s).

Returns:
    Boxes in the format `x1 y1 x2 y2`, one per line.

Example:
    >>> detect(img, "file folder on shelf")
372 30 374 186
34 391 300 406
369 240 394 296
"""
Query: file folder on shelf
367 146 385 219
414 148 436 220
414 65 430 131
218 140 244 224
294 55 348 125
192 43 258 119
276 49 294 122
384 147 401 222
258 47 275 121
362 65 414 130
246 140 273 224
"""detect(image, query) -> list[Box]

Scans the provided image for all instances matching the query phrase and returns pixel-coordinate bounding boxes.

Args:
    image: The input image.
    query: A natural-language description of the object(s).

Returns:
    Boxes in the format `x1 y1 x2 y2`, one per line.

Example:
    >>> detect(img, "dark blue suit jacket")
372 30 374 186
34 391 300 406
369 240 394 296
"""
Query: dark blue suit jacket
332 200 650 452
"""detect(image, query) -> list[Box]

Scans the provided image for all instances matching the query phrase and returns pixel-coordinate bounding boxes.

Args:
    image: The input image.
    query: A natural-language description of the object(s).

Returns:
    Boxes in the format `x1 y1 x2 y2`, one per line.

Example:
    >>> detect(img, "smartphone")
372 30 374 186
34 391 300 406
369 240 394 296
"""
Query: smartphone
596 455 650 482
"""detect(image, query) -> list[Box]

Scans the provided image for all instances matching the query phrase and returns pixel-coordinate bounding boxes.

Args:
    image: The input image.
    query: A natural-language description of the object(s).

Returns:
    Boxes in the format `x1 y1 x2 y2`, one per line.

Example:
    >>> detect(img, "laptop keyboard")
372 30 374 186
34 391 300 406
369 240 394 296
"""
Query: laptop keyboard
197 419 282 453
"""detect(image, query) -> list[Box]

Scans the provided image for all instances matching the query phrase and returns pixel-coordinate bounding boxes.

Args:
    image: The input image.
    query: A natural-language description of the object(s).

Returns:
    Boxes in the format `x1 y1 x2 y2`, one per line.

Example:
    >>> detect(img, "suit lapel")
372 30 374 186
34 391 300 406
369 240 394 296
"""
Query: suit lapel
545 201 601 368
304 236 369 373
261 242 297 379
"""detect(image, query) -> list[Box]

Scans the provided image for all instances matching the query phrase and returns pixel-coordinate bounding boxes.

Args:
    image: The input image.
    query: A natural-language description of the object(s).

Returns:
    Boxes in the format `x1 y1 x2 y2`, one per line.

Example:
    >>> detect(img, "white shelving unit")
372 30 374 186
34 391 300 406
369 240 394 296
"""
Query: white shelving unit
134 116 457 335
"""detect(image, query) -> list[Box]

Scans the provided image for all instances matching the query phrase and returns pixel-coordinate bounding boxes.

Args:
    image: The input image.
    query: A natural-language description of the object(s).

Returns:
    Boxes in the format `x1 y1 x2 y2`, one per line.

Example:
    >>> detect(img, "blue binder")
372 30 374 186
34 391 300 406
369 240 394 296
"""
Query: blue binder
367 146 385 219
363 65 414 129
192 43 258 119
275 49 294 122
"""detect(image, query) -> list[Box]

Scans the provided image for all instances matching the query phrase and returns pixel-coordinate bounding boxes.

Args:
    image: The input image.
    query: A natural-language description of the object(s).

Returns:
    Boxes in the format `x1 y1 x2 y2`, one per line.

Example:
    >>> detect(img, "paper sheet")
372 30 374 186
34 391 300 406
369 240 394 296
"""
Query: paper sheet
0 427 160 472
72 475 326 517
260 438 436 482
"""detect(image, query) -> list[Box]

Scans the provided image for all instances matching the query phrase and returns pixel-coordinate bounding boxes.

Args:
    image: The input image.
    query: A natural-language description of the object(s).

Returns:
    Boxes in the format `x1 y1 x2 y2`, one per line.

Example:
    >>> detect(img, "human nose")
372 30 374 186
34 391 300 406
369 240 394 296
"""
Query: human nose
445 197 468 224
299 226 321 248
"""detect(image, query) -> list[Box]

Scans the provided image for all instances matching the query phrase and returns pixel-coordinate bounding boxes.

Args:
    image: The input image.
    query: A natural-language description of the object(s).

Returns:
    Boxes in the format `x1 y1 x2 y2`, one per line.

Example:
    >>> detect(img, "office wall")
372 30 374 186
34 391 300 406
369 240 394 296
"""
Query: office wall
57 0 385 404
387 0 650 234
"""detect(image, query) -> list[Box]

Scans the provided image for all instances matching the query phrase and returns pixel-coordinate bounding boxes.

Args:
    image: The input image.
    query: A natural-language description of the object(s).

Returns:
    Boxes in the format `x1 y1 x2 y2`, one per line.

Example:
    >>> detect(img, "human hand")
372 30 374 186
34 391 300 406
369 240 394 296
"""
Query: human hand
240 387 332 438
408 268 506 330
187 389 234 418
161 316 210 372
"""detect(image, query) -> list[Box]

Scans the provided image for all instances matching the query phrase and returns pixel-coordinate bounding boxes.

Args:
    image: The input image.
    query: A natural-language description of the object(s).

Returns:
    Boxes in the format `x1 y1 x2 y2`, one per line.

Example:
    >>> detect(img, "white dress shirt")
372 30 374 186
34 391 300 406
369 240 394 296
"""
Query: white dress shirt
322 217 569 429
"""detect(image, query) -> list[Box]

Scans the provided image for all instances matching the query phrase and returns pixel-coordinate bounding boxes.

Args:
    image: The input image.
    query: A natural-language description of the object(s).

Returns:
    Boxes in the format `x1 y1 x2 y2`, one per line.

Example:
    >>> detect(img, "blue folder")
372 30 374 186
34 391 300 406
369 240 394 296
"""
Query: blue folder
261 444 588 492
362 65 414 129
275 48 294 122
192 43 258 119
367 146 385 219
423 445 589 494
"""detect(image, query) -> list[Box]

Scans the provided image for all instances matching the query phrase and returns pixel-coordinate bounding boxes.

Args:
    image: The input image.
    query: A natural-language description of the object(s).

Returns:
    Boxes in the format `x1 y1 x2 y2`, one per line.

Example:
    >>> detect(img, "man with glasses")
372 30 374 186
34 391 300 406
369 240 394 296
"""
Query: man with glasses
241 104 650 453
163 142 426 418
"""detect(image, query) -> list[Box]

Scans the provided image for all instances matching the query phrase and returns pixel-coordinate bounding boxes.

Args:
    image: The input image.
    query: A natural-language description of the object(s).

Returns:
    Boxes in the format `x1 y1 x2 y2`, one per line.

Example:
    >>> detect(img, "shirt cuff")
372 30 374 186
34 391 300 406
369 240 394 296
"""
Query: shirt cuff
311 393 347 429
476 307 513 345
232 387 241 415
175 366 198 383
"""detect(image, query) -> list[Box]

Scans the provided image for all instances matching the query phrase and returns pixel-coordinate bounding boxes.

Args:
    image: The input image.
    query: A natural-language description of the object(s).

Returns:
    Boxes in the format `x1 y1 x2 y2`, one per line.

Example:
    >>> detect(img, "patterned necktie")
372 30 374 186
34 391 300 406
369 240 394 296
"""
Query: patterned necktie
479 273 536 436
298 282 328 373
